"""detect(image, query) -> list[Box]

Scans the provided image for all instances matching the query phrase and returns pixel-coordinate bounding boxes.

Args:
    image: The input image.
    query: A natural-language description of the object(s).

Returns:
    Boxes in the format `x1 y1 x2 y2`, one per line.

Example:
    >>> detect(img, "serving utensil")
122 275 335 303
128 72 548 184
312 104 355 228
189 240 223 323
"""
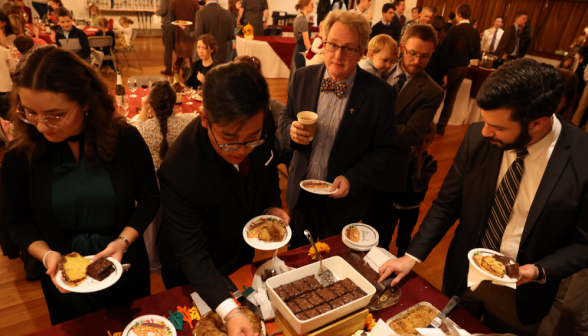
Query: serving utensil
304 230 336 287
430 296 460 328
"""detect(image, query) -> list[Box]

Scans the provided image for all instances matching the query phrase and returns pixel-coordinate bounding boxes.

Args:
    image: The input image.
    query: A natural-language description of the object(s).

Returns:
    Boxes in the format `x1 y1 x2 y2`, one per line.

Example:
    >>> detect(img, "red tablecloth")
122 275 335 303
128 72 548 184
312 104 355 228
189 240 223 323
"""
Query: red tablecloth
239 35 296 69
467 66 494 99
275 24 319 33
26 24 98 44
28 235 492 335
115 86 202 118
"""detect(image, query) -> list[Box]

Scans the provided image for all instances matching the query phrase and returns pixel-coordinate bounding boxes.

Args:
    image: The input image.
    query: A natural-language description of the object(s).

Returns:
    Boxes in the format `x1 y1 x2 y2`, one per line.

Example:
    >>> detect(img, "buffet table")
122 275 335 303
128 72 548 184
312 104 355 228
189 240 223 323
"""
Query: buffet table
25 24 98 44
275 25 319 38
28 234 492 336
236 36 296 79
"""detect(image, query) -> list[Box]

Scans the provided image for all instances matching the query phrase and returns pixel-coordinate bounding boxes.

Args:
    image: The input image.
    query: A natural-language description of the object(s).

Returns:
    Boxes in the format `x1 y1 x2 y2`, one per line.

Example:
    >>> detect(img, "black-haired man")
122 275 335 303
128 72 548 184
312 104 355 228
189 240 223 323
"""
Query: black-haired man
159 62 288 336
496 11 528 61
378 59 588 336
391 0 406 41
370 3 397 41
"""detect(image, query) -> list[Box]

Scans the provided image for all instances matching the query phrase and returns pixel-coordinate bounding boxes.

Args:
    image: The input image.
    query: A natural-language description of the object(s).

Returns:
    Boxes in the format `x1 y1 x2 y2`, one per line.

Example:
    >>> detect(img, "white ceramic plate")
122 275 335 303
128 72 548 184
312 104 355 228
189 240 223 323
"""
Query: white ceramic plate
342 237 377 252
86 28 99 31
56 255 123 293
467 248 519 283
123 314 177 336
342 223 380 247
300 180 338 195
243 215 292 251
172 20 193 26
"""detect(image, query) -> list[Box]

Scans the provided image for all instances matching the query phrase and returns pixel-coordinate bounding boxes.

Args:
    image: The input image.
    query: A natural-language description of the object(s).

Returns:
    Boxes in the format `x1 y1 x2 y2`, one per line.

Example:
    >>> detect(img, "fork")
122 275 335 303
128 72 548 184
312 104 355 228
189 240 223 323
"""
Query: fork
304 230 336 287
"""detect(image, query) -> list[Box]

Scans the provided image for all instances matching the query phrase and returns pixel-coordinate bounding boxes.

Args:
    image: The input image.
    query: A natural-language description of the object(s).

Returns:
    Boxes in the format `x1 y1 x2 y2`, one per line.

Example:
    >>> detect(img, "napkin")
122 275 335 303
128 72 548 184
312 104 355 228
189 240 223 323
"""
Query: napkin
467 262 516 290
370 319 397 336
415 328 472 335
365 246 396 272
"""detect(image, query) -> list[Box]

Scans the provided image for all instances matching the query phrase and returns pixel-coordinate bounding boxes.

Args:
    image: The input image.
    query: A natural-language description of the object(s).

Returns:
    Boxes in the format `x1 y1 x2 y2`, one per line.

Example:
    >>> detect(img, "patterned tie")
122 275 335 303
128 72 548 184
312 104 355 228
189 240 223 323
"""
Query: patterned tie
489 30 498 52
394 73 407 96
320 78 347 99
480 148 529 251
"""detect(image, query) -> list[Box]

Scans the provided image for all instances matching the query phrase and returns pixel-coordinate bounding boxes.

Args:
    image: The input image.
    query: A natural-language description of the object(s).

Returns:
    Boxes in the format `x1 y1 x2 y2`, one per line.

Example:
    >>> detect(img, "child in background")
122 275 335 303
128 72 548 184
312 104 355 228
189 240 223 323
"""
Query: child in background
54 7 91 63
305 20 325 66
388 123 438 257
88 4 102 28
114 16 133 49
358 34 398 81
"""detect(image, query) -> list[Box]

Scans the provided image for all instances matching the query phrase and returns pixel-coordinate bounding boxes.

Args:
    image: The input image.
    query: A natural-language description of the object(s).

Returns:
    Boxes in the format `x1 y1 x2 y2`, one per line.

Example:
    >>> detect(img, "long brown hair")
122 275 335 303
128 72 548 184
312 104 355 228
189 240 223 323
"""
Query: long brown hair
228 0 241 14
197 34 217 57
9 14 24 35
9 46 125 162
147 81 175 160
295 0 312 11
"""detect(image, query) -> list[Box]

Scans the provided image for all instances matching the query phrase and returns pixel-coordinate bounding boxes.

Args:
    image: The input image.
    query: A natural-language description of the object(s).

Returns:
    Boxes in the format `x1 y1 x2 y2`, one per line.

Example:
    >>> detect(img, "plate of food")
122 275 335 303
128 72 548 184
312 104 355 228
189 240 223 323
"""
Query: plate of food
56 252 123 293
300 180 338 195
468 248 520 283
122 314 176 336
195 309 265 336
172 20 192 26
243 215 292 250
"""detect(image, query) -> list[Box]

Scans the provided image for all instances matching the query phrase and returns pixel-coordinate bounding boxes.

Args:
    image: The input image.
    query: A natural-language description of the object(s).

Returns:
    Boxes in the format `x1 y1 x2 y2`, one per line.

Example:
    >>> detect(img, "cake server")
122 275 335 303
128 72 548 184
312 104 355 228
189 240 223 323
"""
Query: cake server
304 230 336 287
430 296 460 328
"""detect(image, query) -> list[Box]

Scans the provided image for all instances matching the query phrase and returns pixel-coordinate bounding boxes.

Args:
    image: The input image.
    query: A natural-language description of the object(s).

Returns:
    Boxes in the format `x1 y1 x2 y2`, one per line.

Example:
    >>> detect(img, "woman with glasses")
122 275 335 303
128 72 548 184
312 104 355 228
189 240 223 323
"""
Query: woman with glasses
1 46 159 325
158 62 288 335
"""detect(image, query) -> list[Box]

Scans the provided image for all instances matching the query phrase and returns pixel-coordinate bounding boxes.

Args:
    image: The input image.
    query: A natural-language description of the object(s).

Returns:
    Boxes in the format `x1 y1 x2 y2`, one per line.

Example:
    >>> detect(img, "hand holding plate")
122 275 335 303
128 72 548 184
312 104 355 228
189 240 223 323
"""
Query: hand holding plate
516 264 539 286
93 239 127 263
226 308 258 336
46 251 70 294
266 207 290 226
329 175 349 199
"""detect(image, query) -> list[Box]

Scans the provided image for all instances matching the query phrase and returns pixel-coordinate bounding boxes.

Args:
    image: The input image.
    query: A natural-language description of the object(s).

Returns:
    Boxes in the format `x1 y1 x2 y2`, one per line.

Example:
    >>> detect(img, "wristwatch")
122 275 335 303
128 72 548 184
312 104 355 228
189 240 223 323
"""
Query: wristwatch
534 264 546 284
116 236 130 253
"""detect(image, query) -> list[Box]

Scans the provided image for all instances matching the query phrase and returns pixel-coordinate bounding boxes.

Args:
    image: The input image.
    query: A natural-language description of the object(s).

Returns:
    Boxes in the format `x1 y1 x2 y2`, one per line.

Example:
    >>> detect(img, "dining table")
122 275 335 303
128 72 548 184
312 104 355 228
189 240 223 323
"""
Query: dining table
27 234 493 336
236 35 296 79
116 84 202 120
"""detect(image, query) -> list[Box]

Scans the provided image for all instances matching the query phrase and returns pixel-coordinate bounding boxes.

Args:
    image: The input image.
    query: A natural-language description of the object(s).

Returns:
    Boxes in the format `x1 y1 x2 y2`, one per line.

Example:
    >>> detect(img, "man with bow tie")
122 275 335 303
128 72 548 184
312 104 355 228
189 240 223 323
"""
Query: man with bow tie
279 10 397 248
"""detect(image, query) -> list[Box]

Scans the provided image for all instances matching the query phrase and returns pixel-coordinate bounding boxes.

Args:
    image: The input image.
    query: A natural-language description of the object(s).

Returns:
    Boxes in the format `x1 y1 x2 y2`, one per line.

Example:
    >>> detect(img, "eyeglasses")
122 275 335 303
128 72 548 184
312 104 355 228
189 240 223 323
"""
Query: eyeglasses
324 42 360 57
210 124 266 151
15 101 75 128
403 46 432 62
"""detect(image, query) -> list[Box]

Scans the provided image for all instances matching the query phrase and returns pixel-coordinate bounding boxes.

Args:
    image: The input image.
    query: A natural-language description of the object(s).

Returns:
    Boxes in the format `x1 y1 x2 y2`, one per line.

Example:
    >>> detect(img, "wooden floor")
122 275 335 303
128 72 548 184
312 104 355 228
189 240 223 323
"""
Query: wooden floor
0 37 469 335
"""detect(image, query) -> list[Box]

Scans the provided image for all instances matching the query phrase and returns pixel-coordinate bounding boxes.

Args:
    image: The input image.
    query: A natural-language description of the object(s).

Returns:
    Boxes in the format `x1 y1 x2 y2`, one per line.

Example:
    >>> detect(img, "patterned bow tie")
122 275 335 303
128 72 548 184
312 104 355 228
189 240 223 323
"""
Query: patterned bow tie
320 78 347 99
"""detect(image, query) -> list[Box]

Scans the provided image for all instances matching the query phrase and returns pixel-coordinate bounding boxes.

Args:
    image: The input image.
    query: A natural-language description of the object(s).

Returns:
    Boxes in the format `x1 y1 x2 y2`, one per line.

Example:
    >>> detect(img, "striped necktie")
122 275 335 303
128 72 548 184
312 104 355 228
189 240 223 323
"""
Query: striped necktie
480 147 529 251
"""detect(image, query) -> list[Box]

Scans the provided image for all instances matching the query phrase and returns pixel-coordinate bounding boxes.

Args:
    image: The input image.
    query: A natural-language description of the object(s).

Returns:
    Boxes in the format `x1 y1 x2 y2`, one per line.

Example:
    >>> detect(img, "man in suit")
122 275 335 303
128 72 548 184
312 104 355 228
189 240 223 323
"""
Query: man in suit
155 0 174 75
481 16 504 53
378 59 588 336
158 63 288 336
364 24 444 251
496 11 528 61
180 0 235 64
436 3 481 136
370 3 397 41
391 0 406 42
279 10 397 248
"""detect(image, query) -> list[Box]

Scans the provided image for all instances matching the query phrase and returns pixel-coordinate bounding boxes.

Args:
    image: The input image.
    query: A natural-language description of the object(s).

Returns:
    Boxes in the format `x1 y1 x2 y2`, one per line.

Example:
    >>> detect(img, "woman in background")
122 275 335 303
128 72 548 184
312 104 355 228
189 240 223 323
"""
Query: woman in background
558 55 574 71
184 34 219 89
291 0 313 72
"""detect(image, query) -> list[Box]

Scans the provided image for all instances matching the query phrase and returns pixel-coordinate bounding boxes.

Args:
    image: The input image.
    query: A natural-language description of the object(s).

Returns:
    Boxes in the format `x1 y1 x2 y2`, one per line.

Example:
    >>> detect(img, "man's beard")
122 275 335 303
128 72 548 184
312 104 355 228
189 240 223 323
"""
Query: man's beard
486 123 531 151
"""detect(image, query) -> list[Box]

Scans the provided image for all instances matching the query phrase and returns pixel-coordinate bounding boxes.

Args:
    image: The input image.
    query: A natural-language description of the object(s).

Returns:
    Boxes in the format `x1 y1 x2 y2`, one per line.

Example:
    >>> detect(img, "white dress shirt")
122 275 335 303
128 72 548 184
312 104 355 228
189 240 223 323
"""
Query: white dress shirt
0 47 16 93
481 27 504 52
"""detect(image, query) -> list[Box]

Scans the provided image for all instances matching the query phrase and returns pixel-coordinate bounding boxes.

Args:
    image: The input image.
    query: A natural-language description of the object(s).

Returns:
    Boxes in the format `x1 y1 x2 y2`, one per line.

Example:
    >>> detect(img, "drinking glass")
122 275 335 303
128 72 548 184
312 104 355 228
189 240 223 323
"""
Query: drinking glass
23 13 28 23
140 77 149 94
33 26 39 37
183 86 194 105
197 85 203 100
127 79 137 98
118 95 130 118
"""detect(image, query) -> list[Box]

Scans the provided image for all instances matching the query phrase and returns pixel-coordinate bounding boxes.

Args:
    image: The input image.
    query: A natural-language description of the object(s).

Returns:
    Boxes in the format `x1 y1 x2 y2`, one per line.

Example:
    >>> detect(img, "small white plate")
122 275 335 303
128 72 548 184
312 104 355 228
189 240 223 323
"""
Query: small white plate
56 255 123 293
342 223 379 247
300 180 338 195
172 20 193 26
342 237 377 252
243 215 292 251
123 314 176 336
85 28 99 31
468 248 519 283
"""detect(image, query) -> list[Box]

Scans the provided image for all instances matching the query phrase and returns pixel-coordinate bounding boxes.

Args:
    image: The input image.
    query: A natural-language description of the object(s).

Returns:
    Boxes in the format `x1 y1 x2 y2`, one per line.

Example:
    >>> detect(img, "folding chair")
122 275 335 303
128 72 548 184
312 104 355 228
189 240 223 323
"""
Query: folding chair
88 36 117 74
114 30 142 71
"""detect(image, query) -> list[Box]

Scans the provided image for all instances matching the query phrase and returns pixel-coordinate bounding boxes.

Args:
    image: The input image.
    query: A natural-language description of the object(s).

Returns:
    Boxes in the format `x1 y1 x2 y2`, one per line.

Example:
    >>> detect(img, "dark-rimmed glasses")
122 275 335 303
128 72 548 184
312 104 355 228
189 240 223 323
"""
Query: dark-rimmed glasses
210 124 266 151
323 42 360 57
403 46 432 62
15 101 75 128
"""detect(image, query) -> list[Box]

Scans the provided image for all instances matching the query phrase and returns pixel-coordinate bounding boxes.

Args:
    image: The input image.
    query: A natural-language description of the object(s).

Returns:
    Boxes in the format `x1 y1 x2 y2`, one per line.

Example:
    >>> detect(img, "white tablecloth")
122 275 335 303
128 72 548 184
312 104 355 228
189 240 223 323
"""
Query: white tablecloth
236 36 290 79
434 78 474 126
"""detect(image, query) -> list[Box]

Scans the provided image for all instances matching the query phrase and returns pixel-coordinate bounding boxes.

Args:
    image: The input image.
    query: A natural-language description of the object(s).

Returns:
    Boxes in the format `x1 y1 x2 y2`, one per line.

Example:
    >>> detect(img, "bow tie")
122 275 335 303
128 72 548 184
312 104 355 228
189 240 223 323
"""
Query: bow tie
320 78 347 99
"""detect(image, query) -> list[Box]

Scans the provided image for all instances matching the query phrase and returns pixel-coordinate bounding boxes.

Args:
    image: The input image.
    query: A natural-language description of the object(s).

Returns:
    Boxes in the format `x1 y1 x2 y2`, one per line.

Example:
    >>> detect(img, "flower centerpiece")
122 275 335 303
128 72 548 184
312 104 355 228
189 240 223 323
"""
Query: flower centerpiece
243 23 254 40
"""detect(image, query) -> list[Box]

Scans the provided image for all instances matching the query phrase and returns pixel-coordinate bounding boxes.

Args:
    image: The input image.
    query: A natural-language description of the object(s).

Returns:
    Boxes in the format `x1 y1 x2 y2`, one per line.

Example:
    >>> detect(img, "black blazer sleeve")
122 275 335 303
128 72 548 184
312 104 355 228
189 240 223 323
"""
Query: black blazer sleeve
262 114 283 210
77 29 91 59
278 70 301 151
439 27 454 78
495 26 513 60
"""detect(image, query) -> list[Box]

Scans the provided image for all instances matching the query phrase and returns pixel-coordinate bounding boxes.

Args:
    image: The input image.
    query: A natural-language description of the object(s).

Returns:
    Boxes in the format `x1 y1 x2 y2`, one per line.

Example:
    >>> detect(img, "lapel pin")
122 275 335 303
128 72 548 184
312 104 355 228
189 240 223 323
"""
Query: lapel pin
350 108 354 114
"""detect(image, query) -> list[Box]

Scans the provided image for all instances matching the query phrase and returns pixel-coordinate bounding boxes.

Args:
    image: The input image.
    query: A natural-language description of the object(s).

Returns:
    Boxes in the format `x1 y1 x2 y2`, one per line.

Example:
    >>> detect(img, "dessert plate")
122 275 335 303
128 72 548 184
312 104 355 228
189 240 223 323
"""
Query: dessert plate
56 255 123 293
468 248 519 283
123 315 176 336
243 215 292 251
300 180 338 195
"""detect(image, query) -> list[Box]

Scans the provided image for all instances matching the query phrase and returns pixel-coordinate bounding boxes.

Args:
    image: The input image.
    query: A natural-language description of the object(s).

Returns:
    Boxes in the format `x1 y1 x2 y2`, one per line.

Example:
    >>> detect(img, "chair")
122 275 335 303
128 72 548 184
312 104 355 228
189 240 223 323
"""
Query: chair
88 36 117 74
113 30 142 71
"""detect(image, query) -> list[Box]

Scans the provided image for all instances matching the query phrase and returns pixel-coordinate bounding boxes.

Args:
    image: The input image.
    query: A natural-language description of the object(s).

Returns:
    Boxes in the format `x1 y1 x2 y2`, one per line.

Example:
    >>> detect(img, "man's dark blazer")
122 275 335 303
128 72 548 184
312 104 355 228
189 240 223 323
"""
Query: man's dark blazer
184 2 235 63
391 14 406 42
278 64 397 219
158 115 282 310
373 66 444 193
406 116 588 325
440 23 481 76
495 23 519 60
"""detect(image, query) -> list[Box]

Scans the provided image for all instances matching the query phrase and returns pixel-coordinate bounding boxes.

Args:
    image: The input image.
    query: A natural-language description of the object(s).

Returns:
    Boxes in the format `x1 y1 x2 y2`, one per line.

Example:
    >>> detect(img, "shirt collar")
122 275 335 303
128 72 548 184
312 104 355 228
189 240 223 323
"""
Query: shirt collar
514 23 519 32
393 62 414 83
511 116 561 161
458 19 470 25
382 19 391 26
207 1 217 5
395 12 401 19
324 68 357 86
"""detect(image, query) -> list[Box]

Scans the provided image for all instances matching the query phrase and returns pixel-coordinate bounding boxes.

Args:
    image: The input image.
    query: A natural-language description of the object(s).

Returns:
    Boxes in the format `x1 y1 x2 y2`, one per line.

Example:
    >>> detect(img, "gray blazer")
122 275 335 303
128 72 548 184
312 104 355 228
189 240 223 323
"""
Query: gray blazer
372 66 444 193
184 3 235 64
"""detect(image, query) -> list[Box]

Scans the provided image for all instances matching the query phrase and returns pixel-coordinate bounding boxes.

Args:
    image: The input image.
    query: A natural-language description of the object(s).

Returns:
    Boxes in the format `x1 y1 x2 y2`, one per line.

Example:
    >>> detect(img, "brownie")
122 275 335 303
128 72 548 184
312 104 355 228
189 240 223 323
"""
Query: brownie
329 298 344 309
305 308 321 319
293 296 314 311
340 293 355 304
338 278 357 292
282 284 301 297
295 312 309 321
328 283 347 297
286 301 302 314
303 275 323 290
305 291 325 306
315 303 332 314
274 287 290 301
316 287 337 302
86 258 114 281
292 279 312 293
351 290 365 300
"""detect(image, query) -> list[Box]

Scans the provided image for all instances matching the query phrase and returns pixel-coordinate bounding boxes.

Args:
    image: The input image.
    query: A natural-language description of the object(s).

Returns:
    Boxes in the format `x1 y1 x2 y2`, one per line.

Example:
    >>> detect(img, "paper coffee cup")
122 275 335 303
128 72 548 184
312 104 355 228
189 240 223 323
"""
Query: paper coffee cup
297 111 318 141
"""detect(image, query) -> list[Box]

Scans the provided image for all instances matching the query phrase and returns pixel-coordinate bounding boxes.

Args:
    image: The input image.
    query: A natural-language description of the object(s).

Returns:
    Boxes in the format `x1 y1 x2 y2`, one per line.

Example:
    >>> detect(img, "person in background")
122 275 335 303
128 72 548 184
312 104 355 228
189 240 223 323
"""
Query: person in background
359 34 398 80
9 14 46 45
558 55 574 71
0 36 16 101
418 7 433 25
553 68 578 122
184 34 220 89
55 8 90 63
436 3 480 136
352 0 374 24
369 3 396 41
571 46 588 128
519 20 533 58
2 3 13 16
480 16 504 53
170 0 199 73
14 0 32 23
291 0 313 72
31 0 48 20
155 0 173 76
470 19 478 30
399 6 420 41
88 4 102 28
114 16 133 49
443 11 455 33
48 23 58 43
13 34 34 55
424 15 447 87
238 0 269 37
0 12 15 48
331 0 346 11
391 0 405 41
496 11 528 61
47 0 63 23
316 0 330 26
2 45 158 326
228 0 242 61
93 18 116 71
306 20 325 66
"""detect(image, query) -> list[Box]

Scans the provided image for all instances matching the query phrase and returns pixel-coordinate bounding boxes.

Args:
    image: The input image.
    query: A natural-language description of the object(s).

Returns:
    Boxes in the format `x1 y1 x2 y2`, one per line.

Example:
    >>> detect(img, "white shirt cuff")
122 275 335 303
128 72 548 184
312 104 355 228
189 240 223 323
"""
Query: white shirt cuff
216 298 239 322
405 253 423 263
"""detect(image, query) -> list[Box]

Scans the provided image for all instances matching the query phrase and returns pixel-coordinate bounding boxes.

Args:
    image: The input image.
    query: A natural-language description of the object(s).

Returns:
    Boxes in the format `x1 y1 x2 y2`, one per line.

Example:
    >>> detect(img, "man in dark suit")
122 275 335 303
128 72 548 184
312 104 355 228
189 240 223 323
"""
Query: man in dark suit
364 24 444 251
279 10 397 248
379 59 588 336
495 11 528 61
436 3 481 135
156 0 174 75
158 63 288 336
180 0 235 64
391 0 406 42
370 3 397 41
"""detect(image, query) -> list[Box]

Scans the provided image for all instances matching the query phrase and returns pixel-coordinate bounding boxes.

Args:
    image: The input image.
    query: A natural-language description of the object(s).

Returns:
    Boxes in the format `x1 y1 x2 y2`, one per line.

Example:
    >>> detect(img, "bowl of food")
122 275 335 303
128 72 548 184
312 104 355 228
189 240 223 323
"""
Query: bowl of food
243 215 291 250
